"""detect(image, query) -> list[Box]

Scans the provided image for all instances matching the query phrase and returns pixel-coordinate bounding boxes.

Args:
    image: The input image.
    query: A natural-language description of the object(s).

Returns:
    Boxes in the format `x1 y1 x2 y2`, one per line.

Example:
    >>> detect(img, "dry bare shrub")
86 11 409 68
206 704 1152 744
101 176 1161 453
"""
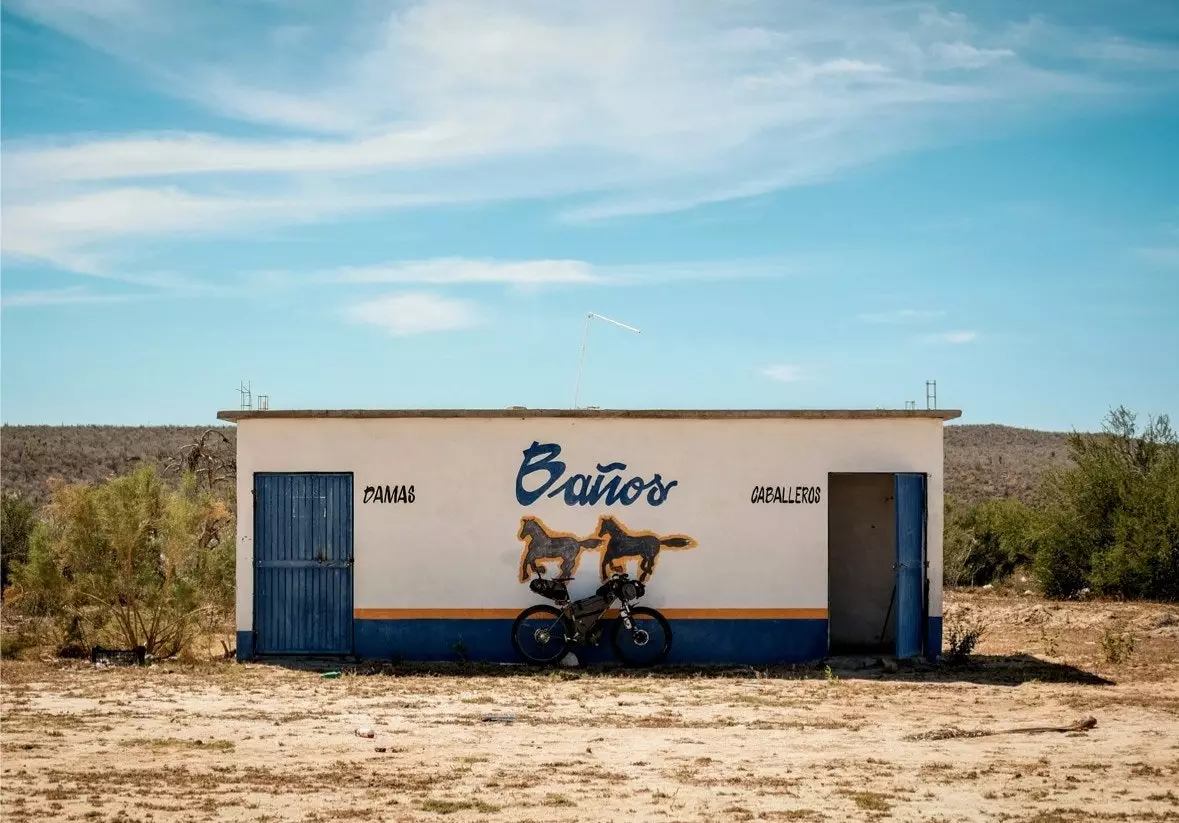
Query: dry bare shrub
943 607 987 665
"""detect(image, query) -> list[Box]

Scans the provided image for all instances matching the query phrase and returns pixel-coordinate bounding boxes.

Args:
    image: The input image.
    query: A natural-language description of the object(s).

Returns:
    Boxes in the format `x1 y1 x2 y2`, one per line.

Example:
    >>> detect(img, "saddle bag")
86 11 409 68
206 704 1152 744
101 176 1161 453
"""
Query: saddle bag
529 578 569 601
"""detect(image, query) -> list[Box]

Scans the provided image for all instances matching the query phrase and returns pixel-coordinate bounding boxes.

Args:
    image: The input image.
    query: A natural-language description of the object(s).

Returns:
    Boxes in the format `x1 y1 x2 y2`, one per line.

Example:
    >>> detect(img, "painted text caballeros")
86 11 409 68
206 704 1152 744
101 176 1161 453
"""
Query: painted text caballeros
750 485 821 504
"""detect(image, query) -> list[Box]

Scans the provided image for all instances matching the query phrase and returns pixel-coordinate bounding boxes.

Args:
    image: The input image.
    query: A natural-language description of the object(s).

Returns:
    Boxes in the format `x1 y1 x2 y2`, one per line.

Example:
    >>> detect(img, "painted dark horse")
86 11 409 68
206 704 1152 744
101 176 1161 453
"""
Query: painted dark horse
596 516 697 583
517 516 602 583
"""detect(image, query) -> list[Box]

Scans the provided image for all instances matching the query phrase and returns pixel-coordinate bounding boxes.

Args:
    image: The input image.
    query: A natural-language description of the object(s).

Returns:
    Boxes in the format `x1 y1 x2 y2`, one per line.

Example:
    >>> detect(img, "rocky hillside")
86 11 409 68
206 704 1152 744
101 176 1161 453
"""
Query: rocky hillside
944 424 1074 506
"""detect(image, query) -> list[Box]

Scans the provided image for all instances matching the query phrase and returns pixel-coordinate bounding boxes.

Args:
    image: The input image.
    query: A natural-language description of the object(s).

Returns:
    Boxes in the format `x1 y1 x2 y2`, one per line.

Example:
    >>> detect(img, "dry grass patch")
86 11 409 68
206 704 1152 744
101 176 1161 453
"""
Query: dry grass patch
845 791 894 813
119 737 234 752
418 797 501 814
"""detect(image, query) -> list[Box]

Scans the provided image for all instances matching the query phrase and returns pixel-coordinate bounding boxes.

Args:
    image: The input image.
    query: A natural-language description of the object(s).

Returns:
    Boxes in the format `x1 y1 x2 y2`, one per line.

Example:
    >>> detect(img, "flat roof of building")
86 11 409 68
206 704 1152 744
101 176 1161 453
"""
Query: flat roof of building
218 408 962 423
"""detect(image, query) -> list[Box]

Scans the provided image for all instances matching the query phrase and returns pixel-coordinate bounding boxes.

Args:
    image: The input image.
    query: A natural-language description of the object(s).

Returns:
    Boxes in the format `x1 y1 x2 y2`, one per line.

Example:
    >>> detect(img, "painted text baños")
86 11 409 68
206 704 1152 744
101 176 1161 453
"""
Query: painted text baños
516 441 678 507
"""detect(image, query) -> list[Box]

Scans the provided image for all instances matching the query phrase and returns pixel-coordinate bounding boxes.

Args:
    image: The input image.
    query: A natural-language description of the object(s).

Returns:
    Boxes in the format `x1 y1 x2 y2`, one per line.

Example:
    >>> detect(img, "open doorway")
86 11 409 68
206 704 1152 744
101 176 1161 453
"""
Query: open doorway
827 473 896 654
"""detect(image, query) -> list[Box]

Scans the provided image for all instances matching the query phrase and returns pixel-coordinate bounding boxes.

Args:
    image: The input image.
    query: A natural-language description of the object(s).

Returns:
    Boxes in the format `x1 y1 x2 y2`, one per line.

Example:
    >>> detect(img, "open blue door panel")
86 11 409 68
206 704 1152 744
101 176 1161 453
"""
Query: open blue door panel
894 473 928 660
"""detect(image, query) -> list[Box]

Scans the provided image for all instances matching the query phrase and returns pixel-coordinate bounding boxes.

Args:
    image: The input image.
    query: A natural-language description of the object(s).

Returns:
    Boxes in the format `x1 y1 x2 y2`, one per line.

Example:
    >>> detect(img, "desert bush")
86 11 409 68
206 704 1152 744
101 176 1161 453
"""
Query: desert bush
944 496 1040 587
1 491 38 592
943 608 986 664
942 495 976 587
6 465 234 659
1100 627 1136 664
1035 407 1179 600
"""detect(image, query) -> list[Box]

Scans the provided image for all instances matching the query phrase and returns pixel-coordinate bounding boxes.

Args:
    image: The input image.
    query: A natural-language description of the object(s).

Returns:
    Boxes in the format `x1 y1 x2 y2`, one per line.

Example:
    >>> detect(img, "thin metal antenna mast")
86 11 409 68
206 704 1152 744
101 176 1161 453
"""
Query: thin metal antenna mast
573 312 641 408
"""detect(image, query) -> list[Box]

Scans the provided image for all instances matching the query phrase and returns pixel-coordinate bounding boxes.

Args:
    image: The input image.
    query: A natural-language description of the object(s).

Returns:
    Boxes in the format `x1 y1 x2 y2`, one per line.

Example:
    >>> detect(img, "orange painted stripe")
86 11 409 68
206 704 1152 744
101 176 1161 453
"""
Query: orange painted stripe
355 608 520 620
354 607 826 620
660 608 827 619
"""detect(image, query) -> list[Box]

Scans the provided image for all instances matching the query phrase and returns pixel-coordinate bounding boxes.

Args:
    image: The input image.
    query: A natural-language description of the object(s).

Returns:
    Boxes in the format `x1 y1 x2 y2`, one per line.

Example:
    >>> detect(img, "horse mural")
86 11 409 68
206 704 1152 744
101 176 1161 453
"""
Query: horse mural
517 516 602 583
595 516 697 583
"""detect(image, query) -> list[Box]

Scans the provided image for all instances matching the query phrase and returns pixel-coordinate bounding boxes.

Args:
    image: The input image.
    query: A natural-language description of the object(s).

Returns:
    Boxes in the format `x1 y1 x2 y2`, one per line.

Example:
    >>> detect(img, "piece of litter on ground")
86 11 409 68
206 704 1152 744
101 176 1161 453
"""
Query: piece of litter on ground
355 727 375 738
321 671 341 679
375 747 387 753
481 714 515 724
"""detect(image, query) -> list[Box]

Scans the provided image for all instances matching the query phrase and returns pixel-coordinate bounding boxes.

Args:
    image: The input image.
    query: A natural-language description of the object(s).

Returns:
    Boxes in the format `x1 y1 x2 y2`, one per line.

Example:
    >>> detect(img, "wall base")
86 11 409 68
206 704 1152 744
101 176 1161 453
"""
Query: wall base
926 615 943 662
236 630 253 661
353 618 828 665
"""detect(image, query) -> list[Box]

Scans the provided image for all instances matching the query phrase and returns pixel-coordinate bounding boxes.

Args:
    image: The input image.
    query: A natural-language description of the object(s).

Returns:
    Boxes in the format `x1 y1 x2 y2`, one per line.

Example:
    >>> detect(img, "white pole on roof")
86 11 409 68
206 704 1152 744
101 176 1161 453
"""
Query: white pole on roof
573 312 641 409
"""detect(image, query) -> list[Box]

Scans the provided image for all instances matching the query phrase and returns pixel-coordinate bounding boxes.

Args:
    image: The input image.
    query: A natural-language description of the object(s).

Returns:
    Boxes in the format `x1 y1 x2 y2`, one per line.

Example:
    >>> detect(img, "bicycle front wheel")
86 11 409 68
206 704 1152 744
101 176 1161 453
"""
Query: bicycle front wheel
511 604 571 665
611 606 672 666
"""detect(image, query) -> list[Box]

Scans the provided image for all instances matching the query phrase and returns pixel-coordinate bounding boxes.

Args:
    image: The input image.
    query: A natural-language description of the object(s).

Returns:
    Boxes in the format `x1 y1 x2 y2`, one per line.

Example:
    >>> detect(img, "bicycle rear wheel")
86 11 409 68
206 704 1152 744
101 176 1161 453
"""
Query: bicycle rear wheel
611 606 672 666
511 604 571 665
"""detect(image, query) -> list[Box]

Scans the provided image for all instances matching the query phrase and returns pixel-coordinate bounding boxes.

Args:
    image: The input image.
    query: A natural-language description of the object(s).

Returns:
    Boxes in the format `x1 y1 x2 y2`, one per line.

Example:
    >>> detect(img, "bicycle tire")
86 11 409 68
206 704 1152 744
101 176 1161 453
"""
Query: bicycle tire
510 604 572 665
611 606 673 666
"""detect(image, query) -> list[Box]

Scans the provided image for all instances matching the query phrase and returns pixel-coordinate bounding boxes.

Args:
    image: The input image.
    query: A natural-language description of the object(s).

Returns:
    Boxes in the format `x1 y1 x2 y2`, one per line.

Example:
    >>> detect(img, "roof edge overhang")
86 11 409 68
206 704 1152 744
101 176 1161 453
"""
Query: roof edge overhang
217 408 962 423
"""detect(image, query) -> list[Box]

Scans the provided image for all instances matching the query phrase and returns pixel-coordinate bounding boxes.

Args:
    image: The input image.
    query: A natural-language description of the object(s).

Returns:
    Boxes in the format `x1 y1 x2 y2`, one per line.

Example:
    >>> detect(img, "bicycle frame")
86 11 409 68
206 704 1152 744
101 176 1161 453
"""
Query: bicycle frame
544 581 638 646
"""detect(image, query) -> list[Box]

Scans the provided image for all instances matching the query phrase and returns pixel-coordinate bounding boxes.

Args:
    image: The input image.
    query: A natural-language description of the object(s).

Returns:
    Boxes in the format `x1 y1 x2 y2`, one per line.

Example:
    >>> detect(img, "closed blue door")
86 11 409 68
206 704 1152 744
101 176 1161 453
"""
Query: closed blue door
894 473 927 659
254 473 353 655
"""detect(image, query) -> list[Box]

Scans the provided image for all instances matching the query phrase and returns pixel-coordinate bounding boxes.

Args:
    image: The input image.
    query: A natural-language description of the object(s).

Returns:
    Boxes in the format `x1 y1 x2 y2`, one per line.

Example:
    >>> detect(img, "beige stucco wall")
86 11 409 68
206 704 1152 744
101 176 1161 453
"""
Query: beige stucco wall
234 417 945 630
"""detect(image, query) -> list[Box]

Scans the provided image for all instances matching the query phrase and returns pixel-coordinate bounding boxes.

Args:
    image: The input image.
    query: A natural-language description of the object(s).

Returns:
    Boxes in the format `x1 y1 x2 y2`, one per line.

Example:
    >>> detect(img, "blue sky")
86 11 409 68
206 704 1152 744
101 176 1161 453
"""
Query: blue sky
2 1 1177 430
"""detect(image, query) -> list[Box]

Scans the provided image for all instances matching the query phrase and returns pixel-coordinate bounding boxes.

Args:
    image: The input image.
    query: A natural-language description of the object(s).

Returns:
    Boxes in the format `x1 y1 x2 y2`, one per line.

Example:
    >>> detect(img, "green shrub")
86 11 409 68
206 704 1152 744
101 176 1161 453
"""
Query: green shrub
1 491 37 592
6 465 234 659
1034 407 1179 600
944 495 1041 588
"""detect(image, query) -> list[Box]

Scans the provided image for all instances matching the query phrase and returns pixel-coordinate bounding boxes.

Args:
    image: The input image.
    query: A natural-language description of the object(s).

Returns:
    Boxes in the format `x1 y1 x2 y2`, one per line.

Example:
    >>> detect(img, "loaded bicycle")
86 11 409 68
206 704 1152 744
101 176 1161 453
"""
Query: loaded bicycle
511 572 672 666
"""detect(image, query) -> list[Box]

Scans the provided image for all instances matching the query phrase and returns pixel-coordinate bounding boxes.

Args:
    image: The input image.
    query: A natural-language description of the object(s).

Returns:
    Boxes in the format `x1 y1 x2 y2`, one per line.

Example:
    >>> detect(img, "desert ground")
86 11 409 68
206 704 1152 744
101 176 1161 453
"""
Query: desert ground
3 591 1178 823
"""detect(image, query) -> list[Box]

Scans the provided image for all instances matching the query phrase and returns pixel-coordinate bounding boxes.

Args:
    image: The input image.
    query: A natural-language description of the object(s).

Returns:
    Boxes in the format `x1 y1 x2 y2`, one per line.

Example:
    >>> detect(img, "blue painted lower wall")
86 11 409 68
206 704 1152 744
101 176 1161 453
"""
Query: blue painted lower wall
926 615 943 662
236 630 253 662
238 615 940 665
352 618 828 665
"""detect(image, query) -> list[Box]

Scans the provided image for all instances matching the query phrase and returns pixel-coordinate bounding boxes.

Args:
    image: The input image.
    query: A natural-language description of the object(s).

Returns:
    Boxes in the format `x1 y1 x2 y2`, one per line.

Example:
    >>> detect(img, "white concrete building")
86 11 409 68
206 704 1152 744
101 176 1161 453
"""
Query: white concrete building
218 408 960 664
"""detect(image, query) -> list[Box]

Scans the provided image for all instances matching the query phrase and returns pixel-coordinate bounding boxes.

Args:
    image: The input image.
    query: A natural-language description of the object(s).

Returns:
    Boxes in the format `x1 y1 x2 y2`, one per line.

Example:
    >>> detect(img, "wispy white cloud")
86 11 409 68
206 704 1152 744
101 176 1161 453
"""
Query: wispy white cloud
345 291 480 336
1129 222 1179 268
925 330 979 344
3 0 1178 276
859 308 946 323
0 255 799 311
762 364 805 382
330 258 600 286
1134 246 1179 267
0 286 150 308
321 256 796 288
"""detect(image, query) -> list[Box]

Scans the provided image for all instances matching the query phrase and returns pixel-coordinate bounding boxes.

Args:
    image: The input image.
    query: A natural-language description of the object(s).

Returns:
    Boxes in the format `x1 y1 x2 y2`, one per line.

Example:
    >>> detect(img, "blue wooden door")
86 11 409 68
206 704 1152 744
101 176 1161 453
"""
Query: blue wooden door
894 473 927 659
254 473 353 655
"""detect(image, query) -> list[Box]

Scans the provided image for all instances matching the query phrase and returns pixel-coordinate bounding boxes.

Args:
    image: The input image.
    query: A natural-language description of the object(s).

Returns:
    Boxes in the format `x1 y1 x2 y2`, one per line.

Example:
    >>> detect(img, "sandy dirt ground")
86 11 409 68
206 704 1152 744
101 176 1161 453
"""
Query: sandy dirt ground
3 590 1178 823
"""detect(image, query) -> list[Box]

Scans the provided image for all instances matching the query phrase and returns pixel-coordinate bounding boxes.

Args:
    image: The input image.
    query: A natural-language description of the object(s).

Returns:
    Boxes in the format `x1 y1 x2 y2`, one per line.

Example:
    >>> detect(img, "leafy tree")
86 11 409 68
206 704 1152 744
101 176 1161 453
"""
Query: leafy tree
1 492 37 592
7 465 234 658
1035 407 1179 599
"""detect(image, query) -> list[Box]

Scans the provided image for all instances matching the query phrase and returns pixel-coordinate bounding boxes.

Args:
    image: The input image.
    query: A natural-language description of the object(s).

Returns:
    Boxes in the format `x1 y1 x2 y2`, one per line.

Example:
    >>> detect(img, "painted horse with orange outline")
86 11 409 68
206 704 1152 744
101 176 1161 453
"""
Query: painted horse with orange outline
595 516 697 583
517 516 602 583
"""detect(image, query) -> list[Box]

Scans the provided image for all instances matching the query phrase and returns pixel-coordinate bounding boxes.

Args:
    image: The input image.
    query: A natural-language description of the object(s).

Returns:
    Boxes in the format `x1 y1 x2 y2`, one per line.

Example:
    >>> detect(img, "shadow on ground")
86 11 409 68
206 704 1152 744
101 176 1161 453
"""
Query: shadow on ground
244 652 1114 687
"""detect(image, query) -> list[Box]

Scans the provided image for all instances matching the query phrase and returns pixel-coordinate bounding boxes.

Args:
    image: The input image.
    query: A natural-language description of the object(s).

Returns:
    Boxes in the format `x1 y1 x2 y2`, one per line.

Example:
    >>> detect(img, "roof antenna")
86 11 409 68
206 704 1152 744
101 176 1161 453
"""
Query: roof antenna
573 312 641 409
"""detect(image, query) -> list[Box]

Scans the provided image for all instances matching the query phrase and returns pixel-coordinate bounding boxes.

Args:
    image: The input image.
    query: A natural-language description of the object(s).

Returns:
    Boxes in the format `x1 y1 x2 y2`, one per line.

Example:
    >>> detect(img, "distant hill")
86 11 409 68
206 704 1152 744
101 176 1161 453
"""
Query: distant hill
1 425 236 507
1 422 1077 509
944 424 1073 507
